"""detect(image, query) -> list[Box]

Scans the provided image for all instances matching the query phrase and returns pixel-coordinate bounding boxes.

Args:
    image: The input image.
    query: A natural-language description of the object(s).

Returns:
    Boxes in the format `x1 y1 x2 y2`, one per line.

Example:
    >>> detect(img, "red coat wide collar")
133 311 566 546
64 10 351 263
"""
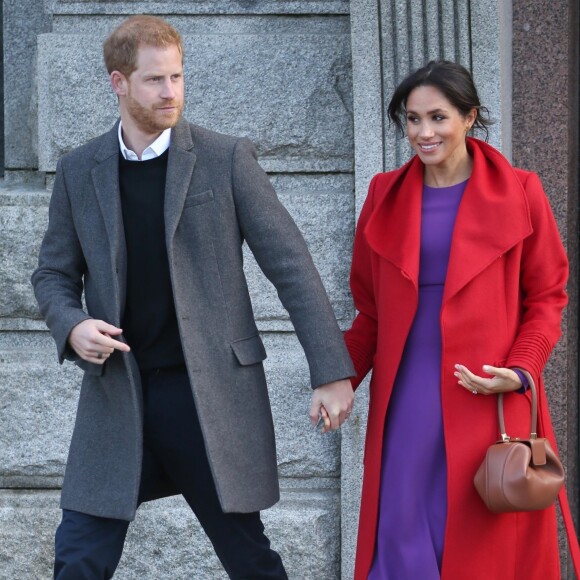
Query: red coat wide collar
364 138 533 303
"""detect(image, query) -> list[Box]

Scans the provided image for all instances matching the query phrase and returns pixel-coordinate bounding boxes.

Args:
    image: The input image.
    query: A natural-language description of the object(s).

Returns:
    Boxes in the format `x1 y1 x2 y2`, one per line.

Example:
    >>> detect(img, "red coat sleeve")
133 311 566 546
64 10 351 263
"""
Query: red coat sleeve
505 171 569 382
344 175 380 390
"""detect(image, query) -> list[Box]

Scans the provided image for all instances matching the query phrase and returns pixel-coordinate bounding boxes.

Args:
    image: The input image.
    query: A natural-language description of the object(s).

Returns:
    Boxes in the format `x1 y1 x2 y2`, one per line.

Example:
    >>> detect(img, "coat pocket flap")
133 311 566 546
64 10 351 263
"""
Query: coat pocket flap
183 189 214 208
75 359 105 376
230 335 267 366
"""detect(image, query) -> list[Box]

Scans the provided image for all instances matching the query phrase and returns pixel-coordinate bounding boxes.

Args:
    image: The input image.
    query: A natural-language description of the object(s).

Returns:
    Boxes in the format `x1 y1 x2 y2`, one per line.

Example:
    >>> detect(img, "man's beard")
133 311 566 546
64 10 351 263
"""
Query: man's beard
125 90 183 134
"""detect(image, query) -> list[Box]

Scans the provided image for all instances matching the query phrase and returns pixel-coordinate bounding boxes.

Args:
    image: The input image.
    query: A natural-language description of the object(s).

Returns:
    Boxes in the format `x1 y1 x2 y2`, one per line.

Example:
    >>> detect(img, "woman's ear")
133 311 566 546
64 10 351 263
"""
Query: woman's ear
466 108 477 131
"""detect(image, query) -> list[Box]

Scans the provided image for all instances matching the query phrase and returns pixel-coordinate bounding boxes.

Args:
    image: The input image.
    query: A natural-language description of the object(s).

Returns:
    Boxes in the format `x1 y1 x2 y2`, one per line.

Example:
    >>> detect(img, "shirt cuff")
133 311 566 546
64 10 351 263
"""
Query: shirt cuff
511 367 529 394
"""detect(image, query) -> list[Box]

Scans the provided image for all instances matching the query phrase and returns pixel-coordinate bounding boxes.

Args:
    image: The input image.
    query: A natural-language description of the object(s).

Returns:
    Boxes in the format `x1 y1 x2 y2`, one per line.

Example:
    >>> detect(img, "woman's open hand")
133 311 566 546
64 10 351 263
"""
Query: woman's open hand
454 364 522 395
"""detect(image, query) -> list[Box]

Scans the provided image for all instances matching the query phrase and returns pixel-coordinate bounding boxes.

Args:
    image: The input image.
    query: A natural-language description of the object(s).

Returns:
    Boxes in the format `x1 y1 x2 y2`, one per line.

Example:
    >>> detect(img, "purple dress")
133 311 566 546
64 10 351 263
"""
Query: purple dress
368 180 467 580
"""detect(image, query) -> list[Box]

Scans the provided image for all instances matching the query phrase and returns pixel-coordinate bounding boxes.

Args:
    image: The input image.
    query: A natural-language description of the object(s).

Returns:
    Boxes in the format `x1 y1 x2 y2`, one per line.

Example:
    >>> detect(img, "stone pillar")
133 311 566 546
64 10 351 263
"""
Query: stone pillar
3 0 51 176
512 1 579 577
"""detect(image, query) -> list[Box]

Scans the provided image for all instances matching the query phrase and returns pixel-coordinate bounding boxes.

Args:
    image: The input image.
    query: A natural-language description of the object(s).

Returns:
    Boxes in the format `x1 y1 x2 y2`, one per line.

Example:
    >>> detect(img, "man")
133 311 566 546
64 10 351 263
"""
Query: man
32 15 354 579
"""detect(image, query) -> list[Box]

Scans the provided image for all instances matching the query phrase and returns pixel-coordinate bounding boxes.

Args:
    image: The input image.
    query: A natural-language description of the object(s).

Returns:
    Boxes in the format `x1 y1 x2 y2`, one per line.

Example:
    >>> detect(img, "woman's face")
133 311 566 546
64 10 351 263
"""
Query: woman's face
405 85 476 171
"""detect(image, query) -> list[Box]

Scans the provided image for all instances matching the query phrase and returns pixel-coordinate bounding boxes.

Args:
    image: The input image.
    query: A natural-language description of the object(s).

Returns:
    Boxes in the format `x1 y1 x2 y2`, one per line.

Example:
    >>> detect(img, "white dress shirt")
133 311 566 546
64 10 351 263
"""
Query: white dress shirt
118 123 171 161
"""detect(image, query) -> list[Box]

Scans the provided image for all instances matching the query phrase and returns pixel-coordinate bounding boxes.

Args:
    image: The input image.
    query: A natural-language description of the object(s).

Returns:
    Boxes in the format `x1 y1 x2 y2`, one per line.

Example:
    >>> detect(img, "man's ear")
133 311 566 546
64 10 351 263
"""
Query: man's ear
110 71 128 97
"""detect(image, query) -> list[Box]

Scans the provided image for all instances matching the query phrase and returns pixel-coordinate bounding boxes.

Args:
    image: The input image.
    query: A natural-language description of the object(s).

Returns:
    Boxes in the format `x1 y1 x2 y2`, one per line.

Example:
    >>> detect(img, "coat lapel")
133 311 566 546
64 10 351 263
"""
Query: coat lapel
443 139 532 304
164 118 197 250
89 118 197 323
91 122 126 325
364 156 423 291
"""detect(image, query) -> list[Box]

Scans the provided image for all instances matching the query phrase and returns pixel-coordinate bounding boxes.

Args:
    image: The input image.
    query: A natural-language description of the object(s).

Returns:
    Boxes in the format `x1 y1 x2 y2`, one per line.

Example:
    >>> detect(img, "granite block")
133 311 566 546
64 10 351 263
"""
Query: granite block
2 170 47 187
0 333 80 487
423 1 442 63
51 0 350 16
0 184 51 319
52 14 351 35
261 333 342 479
349 0 384 213
512 8 579 576
378 0 401 172
3 0 51 169
0 491 59 578
512 0 576 417
454 0 472 68
37 31 353 173
470 0 509 152
0 488 340 579
512 0 573 217
264 488 340 580
408 0 427 69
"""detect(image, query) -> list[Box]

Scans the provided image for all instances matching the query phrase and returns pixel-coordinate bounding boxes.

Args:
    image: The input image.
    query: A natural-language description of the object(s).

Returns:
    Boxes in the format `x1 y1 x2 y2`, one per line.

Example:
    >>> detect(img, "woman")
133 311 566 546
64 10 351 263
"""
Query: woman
344 61 568 579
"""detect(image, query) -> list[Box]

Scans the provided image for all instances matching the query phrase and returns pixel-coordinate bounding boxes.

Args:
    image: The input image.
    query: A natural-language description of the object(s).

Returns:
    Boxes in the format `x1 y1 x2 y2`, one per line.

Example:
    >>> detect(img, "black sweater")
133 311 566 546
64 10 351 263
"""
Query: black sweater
119 150 185 370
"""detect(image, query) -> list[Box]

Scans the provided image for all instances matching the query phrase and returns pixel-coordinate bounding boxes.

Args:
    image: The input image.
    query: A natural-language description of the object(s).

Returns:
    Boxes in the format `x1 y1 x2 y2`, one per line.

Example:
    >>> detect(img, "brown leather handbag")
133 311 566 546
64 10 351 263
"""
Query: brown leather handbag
474 373 580 575
474 372 564 513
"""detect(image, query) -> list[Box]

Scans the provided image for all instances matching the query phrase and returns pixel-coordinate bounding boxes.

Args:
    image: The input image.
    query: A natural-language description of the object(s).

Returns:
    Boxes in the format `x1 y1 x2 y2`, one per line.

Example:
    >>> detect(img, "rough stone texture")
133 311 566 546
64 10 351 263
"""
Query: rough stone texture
349 0 384 215
0 491 58 578
51 14 351 36
38 29 353 173
0 184 51 319
0 331 342 487
262 332 342 479
0 488 340 579
3 0 51 169
0 332 80 488
470 0 511 154
512 1 579 576
52 0 350 15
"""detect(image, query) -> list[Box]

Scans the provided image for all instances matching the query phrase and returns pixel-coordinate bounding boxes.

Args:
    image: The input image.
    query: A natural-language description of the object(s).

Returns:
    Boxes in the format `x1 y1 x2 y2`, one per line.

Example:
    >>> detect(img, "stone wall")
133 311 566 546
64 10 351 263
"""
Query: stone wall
511 1 579 577
0 0 577 578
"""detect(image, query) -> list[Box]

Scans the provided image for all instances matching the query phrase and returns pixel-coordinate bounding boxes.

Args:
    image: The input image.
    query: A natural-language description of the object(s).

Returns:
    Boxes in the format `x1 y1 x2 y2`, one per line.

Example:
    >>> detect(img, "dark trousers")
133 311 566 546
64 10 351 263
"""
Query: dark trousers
54 366 287 579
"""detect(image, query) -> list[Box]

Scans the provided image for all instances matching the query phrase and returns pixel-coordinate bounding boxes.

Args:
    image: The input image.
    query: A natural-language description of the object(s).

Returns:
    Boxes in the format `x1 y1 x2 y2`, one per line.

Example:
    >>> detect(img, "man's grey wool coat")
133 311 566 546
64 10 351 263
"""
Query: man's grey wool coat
32 118 355 521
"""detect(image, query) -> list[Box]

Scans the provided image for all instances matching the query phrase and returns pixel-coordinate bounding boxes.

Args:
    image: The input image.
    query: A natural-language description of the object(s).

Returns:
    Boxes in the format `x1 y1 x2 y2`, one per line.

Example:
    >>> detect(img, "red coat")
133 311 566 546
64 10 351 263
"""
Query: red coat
345 138 569 579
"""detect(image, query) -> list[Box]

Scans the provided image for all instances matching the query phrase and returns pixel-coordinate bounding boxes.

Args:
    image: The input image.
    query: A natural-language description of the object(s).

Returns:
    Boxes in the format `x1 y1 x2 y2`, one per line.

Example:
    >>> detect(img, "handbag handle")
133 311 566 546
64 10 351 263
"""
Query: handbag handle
497 369 537 441
497 370 580 575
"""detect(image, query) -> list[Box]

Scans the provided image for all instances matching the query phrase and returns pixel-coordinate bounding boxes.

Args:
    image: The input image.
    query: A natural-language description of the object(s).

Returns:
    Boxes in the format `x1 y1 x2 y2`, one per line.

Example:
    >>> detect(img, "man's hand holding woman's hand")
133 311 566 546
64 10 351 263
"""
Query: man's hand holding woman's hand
68 319 131 364
309 378 354 433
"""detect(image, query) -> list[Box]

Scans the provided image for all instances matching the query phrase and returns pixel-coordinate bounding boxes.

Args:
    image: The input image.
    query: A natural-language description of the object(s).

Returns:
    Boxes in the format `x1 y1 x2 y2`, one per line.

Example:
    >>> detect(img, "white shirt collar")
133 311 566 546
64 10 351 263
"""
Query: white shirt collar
118 122 171 161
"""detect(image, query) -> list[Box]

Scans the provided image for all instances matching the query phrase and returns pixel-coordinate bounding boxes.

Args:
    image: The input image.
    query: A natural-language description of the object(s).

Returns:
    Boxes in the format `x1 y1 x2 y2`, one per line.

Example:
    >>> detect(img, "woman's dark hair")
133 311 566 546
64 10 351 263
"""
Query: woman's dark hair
387 60 492 140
